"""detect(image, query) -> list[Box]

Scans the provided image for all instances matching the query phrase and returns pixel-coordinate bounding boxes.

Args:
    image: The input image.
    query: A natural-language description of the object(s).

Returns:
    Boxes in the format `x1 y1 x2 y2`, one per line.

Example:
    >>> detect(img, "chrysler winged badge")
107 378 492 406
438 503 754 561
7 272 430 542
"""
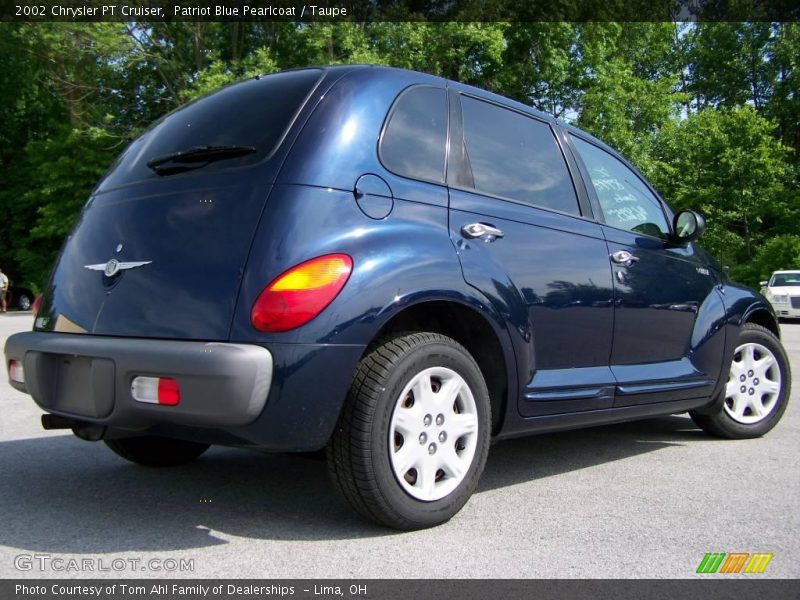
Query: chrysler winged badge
84 258 152 277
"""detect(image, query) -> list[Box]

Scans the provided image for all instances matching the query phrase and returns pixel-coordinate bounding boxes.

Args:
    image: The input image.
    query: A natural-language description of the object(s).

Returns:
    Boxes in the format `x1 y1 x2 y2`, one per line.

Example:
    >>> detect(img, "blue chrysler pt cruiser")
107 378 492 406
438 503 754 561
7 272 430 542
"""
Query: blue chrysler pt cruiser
5 66 791 529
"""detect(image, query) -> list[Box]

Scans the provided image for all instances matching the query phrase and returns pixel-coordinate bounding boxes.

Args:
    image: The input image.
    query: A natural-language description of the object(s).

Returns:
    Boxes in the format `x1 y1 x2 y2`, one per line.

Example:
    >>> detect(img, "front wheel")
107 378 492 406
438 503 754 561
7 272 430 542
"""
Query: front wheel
691 323 791 439
327 333 491 530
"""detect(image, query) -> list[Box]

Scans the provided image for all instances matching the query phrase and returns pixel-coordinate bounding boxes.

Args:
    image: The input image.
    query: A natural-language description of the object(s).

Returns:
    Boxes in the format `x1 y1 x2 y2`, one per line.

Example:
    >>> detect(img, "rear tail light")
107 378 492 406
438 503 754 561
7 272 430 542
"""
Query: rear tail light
32 294 42 316
8 360 24 384
251 254 353 332
131 376 181 406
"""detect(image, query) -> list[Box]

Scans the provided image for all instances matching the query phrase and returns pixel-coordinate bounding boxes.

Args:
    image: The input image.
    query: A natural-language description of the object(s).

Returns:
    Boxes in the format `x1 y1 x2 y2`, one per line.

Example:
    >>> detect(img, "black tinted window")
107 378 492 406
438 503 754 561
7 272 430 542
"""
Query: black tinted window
460 97 579 215
380 86 447 184
571 136 670 238
98 69 322 191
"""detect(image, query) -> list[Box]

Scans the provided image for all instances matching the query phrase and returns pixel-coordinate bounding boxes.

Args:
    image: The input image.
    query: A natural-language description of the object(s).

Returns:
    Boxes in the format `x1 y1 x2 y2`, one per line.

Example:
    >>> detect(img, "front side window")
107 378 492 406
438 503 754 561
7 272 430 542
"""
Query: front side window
571 136 670 238
380 86 448 184
459 96 579 215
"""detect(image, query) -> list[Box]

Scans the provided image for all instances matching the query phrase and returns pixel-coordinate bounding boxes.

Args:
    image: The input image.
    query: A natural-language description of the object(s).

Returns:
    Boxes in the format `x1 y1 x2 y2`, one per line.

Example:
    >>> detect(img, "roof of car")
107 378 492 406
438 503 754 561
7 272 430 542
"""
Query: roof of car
330 65 615 153
261 65 629 179
315 64 561 125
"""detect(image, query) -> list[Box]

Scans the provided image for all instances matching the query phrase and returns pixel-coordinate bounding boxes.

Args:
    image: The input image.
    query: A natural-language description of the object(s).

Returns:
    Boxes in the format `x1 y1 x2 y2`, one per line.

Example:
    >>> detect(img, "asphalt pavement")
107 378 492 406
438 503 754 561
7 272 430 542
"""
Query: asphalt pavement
1 312 798 579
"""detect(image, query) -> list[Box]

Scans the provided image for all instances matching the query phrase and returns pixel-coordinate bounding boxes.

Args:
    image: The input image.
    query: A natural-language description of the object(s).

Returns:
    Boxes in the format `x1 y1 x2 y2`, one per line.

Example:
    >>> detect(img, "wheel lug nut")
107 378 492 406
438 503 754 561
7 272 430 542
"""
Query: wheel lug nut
423 414 432 427
428 443 437 455
748 370 754 377
438 431 447 443
419 433 427 444
748 388 755 395
740 374 746 382
753 378 759 386
436 414 445 426
740 385 746 393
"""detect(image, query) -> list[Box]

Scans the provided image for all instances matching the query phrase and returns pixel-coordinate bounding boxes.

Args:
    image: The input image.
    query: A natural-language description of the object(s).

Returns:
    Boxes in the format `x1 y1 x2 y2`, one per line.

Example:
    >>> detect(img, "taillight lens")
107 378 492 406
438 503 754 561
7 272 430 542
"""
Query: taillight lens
131 376 181 406
251 254 353 332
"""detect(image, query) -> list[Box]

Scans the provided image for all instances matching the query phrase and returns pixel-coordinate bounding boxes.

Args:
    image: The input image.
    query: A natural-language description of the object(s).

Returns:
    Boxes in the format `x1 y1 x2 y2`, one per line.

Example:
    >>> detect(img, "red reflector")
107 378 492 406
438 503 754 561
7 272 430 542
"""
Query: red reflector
157 377 180 406
251 254 353 332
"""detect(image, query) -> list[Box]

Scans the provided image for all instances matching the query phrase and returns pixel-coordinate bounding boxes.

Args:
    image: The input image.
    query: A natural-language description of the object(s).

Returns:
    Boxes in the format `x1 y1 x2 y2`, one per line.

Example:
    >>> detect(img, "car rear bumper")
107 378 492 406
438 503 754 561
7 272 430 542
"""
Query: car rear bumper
4 332 272 429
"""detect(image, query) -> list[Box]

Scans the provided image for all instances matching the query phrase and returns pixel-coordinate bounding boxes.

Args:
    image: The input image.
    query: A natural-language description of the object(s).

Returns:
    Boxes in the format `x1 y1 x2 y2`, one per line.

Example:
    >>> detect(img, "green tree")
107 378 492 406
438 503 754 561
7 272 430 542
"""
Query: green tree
1 21 798 292
740 235 800 286
576 22 685 167
683 23 777 113
767 23 800 162
497 23 582 118
650 106 796 284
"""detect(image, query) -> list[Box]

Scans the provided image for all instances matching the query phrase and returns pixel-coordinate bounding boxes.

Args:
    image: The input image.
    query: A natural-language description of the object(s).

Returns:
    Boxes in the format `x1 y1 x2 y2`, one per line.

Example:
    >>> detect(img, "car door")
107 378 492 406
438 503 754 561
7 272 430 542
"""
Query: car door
447 89 616 417
567 133 725 406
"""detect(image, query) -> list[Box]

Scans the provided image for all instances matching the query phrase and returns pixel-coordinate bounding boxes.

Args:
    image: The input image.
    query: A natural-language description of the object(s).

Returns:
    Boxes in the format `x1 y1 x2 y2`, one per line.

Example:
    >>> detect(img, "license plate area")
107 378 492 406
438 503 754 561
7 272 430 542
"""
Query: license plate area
24 352 115 418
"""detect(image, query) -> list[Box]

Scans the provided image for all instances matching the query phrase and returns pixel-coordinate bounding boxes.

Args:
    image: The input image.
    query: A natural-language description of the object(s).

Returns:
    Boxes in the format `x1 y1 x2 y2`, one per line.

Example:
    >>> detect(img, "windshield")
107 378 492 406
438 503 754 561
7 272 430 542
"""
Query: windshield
770 273 800 287
97 69 322 191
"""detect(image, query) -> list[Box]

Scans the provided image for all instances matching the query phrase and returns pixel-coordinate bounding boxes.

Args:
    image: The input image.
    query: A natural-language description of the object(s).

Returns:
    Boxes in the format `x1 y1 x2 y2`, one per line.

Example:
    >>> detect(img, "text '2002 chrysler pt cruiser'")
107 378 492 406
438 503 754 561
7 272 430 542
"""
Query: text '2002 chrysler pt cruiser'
5 66 791 529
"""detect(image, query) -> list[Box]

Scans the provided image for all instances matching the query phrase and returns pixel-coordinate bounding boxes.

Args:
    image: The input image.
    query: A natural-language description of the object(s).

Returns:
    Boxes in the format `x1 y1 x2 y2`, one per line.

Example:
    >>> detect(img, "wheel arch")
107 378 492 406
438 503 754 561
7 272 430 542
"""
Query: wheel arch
367 298 515 435
697 293 781 415
742 306 780 339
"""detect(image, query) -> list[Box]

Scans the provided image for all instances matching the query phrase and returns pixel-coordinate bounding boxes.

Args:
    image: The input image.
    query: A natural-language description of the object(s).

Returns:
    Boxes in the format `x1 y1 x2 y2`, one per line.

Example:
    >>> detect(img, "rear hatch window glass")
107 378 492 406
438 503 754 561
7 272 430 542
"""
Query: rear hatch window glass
98 69 322 191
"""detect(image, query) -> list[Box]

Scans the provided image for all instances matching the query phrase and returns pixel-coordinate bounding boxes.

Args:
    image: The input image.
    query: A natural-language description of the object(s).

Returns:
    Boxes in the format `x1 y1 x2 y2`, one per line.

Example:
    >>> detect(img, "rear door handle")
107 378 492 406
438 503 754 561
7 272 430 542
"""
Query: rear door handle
461 223 504 242
611 250 639 267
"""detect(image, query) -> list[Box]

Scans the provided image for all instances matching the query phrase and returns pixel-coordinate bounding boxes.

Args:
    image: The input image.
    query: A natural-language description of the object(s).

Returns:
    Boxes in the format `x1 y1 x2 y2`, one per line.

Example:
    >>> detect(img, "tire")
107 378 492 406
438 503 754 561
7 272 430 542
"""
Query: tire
17 294 31 311
105 436 210 467
691 323 791 439
327 332 491 530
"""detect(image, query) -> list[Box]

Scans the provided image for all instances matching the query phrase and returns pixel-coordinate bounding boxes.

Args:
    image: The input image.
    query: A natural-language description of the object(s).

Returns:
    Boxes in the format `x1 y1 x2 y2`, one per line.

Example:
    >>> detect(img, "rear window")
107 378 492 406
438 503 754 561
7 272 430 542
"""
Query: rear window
97 69 322 191
379 86 448 184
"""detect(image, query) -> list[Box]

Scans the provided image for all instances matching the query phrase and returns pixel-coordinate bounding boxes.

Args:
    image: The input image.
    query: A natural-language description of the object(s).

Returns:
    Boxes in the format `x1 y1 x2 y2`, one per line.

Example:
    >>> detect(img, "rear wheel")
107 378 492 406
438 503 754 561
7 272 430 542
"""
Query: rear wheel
105 436 210 467
327 332 491 529
691 323 791 439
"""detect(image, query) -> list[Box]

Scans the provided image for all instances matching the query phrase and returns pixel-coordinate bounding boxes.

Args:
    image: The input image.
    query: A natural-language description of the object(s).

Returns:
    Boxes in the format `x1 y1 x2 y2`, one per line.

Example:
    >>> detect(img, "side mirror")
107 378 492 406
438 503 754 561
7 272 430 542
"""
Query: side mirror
760 281 769 287
672 210 705 244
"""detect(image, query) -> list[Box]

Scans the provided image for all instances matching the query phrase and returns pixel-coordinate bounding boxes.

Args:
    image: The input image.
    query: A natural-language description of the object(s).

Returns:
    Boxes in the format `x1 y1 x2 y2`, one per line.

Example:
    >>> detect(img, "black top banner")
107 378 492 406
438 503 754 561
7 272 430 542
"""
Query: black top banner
1 0 799 22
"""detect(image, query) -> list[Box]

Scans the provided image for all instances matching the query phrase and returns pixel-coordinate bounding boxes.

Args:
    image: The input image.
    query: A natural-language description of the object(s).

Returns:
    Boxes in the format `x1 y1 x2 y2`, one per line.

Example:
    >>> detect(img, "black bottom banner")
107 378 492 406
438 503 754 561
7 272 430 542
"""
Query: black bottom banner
4 579 800 600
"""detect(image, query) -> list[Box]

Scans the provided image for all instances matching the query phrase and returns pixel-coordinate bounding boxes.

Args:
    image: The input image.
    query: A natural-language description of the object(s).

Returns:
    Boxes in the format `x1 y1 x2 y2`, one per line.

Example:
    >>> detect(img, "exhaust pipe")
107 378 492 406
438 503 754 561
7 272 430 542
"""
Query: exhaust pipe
41 414 106 441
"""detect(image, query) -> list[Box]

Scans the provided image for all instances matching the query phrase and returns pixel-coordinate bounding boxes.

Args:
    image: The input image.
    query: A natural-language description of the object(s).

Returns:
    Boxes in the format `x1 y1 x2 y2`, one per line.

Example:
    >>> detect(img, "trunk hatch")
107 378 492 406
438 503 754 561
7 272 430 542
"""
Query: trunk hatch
38 181 270 340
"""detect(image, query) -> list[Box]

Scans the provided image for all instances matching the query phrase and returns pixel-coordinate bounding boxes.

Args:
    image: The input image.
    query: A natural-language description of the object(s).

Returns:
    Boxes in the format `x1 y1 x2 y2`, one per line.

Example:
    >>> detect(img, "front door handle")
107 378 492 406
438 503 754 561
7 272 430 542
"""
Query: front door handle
462 222 505 242
611 250 639 267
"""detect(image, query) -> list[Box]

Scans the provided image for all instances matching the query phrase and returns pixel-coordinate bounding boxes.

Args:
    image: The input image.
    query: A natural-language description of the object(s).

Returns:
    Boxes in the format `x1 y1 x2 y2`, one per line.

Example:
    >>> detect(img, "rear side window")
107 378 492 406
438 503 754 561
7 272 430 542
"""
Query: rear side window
98 69 323 191
571 136 670 238
459 96 579 215
380 86 448 184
